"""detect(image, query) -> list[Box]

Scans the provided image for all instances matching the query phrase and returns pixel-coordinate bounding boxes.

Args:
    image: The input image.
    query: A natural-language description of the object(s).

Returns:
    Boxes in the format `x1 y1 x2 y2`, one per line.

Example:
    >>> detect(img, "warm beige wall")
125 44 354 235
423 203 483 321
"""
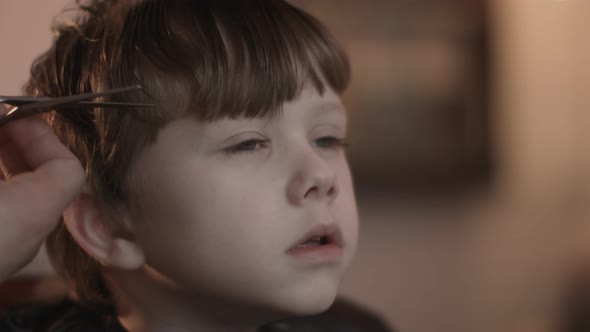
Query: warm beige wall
0 1 72 95
492 0 589 204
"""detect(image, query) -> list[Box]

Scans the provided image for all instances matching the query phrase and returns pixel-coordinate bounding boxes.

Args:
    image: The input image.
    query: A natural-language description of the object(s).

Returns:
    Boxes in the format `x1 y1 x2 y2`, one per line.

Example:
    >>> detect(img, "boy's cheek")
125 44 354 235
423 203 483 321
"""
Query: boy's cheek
342 211 360 265
336 186 360 264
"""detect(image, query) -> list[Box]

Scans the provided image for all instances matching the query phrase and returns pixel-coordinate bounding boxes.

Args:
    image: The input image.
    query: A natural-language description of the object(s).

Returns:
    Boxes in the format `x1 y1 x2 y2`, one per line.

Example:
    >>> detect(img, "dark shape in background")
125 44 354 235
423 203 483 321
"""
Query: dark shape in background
297 0 492 195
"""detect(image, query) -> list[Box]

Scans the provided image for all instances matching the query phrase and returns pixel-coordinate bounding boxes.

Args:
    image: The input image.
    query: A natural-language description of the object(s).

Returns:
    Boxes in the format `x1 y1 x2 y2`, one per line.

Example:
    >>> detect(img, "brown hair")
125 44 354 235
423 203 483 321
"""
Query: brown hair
24 0 350 310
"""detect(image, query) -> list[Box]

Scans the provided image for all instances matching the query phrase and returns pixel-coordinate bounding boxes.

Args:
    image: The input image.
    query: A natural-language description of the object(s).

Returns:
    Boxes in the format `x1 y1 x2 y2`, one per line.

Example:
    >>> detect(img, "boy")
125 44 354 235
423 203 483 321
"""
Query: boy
1 0 381 331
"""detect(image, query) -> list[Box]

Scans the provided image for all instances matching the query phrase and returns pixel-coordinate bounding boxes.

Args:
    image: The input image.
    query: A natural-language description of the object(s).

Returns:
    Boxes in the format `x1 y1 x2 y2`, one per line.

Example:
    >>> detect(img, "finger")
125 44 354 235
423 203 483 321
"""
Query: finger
0 105 42 177
0 104 9 146
3 112 82 174
0 104 22 150
0 104 26 180
0 157 83 235
0 115 85 233
0 139 31 178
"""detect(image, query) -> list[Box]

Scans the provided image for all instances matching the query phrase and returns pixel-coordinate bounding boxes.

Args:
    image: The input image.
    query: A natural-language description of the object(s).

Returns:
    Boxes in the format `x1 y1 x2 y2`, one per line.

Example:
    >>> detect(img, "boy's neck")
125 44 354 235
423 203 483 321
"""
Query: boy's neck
103 267 273 332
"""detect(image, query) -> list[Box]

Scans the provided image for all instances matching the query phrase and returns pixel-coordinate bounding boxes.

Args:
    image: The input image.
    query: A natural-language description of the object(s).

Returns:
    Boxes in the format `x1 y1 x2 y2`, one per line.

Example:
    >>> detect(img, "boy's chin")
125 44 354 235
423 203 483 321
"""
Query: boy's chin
281 294 337 317
266 285 340 318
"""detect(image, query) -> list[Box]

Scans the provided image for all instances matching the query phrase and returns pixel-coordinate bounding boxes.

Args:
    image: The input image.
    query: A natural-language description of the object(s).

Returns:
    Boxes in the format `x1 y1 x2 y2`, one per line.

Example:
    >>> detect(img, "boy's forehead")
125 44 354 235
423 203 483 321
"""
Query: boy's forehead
307 100 346 116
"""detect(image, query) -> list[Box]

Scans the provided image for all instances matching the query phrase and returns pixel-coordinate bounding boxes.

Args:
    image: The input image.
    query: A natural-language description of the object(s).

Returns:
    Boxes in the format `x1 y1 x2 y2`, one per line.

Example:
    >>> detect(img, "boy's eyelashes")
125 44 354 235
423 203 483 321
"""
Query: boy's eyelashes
223 138 269 155
313 136 350 150
222 136 350 155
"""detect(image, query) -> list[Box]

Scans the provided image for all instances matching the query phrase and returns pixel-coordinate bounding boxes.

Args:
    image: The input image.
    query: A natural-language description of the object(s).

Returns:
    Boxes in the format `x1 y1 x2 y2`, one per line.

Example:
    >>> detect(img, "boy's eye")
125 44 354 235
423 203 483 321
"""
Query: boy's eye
314 136 349 149
224 139 269 154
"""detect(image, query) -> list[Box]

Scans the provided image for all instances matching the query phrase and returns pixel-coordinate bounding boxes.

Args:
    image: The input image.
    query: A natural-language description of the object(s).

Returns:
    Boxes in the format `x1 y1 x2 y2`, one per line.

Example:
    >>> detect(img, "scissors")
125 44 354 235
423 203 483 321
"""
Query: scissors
0 85 152 128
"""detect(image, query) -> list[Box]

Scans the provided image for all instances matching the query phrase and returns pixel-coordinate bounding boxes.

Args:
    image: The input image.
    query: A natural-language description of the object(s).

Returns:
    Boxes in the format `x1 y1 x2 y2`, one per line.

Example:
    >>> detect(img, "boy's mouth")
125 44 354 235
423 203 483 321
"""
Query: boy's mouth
286 223 343 253
296 235 330 248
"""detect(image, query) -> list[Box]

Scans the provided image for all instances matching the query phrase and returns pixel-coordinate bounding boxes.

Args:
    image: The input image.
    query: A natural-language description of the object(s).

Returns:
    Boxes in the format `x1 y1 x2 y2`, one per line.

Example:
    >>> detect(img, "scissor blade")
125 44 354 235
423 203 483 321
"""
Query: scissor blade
0 96 53 106
58 101 153 108
0 98 151 109
17 85 143 112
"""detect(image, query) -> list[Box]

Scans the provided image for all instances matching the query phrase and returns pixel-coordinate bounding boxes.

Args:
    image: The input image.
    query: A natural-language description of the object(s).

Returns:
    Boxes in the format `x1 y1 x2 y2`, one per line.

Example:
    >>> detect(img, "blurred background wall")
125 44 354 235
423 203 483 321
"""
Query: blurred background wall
1 1 589 332
295 1 590 332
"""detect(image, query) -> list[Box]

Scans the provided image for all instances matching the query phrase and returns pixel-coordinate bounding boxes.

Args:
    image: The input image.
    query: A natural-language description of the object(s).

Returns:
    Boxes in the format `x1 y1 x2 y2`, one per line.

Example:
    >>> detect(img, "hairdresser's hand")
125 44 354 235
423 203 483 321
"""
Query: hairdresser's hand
0 103 84 282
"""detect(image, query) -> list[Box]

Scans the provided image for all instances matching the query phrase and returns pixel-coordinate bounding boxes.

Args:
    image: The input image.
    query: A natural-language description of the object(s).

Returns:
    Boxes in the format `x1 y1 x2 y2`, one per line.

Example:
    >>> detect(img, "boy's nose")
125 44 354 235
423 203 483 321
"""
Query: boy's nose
286 153 339 206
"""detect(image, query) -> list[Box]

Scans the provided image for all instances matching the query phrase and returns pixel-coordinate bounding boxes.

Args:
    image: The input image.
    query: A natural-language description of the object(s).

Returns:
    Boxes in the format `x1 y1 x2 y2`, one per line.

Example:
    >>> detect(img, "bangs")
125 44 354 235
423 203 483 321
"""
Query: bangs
109 0 350 122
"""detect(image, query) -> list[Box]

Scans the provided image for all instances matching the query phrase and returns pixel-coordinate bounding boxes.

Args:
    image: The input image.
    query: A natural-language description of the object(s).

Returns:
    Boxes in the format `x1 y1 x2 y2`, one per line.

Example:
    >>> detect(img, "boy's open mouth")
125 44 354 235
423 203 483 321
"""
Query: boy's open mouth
297 235 330 248
286 223 343 253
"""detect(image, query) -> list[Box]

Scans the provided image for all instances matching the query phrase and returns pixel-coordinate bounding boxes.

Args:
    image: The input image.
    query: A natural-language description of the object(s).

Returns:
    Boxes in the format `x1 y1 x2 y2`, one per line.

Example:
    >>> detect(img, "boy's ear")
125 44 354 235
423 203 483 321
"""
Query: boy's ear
63 188 145 270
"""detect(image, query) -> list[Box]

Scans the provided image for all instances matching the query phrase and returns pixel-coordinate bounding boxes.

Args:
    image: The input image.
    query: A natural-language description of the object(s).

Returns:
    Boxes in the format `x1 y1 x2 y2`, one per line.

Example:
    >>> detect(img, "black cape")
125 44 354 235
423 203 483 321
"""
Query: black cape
0 297 394 332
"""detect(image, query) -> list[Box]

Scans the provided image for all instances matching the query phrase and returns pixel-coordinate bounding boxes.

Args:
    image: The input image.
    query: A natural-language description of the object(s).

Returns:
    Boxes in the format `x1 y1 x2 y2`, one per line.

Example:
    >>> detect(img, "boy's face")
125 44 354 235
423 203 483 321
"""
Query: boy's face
128 86 358 316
